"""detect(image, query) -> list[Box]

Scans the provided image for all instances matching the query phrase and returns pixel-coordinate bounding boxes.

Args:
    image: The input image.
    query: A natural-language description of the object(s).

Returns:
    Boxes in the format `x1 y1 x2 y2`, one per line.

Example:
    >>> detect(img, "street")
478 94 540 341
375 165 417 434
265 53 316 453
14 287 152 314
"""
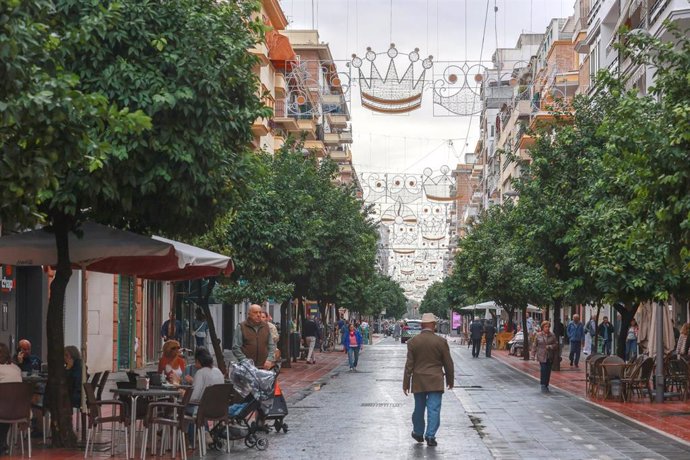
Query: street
208 336 690 460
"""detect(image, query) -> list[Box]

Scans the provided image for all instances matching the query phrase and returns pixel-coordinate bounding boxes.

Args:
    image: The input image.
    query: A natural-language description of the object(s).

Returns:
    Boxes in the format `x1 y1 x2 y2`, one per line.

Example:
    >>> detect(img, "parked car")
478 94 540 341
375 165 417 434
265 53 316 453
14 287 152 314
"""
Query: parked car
401 319 422 344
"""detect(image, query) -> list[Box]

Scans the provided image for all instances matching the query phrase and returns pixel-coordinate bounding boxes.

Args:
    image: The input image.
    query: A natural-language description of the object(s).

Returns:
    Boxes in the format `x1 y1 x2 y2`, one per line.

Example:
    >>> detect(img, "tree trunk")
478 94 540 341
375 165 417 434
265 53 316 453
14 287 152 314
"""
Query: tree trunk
593 303 602 353
279 299 290 368
522 308 530 361
552 298 562 371
199 277 226 375
507 309 515 332
46 217 77 447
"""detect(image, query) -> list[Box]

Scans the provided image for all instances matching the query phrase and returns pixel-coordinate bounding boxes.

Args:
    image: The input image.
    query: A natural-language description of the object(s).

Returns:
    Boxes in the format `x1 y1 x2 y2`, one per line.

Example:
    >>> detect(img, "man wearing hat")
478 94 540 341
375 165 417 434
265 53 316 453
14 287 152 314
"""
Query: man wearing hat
403 313 454 447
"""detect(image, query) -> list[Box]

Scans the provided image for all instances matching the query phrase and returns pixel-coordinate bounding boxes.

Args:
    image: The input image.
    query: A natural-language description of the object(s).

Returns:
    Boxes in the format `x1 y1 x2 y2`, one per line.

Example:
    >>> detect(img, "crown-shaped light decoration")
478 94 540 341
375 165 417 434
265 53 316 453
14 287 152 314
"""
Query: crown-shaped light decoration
351 44 433 114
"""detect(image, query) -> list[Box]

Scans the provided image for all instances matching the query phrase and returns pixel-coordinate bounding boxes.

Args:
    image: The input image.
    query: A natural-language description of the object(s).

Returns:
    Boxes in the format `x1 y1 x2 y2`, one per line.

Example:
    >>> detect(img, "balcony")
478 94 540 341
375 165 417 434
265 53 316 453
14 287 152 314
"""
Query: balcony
323 132 340 145
326 113 348 129
296 119 317 140
322 93 343 105
274 73 286 98
248 42 270 67
251 118 270 137
303 139 325 157
329 149 352 163
339 131 353 143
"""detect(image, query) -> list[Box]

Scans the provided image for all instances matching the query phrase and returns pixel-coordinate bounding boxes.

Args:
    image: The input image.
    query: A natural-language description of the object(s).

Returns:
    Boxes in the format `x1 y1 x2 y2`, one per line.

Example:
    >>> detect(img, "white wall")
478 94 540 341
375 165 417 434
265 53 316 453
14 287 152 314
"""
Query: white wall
86 272 115 372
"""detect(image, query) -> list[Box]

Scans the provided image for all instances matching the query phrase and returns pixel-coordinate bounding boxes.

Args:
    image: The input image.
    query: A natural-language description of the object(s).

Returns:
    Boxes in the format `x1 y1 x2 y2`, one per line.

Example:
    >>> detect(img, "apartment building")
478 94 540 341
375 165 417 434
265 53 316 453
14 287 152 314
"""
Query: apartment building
278 30 358 189
477 33 543 209
581 0 690 96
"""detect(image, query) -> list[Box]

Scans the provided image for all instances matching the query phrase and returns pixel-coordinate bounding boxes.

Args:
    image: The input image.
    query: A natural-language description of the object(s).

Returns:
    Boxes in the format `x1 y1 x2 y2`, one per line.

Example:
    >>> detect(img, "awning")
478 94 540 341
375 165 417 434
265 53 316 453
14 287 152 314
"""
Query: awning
266 30 296 68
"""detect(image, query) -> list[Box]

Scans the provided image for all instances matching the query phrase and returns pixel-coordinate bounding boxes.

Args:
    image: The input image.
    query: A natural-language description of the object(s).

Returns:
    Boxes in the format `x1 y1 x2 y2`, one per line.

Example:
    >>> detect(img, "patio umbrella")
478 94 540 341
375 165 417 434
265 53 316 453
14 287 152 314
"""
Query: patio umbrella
0 222 175 272
0 222 233 279
636 302 653 353
647 302 675 356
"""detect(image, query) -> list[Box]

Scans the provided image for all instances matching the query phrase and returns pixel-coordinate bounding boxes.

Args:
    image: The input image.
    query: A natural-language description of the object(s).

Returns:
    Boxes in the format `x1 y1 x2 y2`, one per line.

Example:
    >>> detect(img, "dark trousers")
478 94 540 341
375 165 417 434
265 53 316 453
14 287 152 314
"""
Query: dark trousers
540 361 552 387
569 340 581 366
485 337 494 357
471 339 481 357
0 423 9 452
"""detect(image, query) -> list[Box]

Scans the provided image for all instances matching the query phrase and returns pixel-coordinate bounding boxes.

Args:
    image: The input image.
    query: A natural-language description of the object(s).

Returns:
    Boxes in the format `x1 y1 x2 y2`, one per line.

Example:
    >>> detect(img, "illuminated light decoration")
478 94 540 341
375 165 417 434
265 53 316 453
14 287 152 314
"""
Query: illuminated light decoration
422 166 455 202
351 44 433 114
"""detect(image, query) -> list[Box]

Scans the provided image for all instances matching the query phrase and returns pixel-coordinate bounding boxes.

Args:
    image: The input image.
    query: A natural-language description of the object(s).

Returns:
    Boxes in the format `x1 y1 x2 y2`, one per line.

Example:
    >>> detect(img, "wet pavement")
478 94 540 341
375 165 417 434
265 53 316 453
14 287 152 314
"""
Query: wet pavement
22 336 690 459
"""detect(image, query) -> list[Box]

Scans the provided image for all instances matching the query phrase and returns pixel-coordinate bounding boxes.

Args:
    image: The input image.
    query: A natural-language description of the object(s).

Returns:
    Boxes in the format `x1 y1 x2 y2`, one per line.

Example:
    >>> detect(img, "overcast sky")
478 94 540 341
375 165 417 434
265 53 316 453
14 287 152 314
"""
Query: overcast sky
282 0 575 175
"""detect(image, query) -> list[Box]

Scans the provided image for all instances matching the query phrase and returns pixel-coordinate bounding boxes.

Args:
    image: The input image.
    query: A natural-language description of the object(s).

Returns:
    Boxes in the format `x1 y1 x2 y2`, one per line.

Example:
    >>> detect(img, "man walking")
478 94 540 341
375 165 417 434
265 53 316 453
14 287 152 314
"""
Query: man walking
232 304 275 369
484 321 496 358
403 313 454 447
161 311 182 343
598 316 614 356
302 315 318 364
469 317 484 358
566 314 585 367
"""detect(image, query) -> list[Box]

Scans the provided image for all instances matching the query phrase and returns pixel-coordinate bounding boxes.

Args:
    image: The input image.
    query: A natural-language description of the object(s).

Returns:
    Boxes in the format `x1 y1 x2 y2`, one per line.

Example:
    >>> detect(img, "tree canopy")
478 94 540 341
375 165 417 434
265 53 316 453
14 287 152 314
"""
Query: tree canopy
1 0 266 446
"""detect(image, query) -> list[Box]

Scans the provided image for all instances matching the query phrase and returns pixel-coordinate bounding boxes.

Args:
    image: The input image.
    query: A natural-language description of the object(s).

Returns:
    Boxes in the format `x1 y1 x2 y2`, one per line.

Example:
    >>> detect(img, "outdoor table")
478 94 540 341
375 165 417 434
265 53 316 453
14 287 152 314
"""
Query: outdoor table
21 374 48 384
600 363 629 400
110 387 181 457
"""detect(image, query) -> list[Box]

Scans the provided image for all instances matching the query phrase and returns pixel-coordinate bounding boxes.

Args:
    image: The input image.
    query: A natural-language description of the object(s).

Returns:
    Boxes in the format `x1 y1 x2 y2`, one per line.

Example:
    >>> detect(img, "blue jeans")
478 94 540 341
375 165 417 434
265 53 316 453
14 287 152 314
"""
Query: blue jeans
569 341 581 366
539 361 552 387
603 339 611 355
625 339 638 361
347 347 360 369
412 391 443 439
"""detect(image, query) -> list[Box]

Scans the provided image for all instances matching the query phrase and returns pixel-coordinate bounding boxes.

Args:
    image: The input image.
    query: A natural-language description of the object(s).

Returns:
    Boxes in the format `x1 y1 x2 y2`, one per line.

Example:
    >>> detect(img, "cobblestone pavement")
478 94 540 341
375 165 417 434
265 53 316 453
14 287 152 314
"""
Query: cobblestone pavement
27 336 690 459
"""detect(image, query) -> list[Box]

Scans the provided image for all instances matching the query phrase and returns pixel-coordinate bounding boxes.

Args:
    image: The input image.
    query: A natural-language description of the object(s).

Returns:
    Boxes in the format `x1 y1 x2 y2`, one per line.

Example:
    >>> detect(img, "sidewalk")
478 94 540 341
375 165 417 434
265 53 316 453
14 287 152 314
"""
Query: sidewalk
493 348 690 444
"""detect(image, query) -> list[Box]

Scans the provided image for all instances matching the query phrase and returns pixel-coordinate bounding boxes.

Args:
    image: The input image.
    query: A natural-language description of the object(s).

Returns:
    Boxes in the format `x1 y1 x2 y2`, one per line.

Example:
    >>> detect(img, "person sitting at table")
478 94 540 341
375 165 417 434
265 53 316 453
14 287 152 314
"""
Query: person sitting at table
64 345 83 408
158 340 185 384
0 343 22 455
183 347 223 446
13 339 42 374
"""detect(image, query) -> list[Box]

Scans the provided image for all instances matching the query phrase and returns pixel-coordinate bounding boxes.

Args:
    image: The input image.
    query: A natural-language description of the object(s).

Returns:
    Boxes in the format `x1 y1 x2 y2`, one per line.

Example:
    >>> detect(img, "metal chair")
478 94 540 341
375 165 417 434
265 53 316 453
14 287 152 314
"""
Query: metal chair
96 370 110 401
666 359 689 401
0 382 33 457
83 382 129 459
193 384 234 456
140 388 193 460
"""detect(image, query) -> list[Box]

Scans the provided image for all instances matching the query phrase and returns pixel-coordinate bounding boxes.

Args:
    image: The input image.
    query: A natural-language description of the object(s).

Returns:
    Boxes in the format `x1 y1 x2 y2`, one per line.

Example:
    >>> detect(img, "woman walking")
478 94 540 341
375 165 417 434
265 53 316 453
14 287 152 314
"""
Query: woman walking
625 319 639 362
535 321 558 393
343 324 363 372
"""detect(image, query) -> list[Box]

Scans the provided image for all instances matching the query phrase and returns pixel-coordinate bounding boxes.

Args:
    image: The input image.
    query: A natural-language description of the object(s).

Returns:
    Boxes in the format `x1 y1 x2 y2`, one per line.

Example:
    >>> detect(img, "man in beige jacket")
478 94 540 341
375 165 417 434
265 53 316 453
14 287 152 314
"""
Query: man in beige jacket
403 313 454 447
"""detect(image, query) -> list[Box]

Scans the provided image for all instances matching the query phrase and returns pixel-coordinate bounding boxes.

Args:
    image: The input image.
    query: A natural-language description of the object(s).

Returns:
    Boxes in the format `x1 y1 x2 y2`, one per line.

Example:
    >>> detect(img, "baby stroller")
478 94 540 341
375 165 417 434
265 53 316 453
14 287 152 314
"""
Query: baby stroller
208 360 287 451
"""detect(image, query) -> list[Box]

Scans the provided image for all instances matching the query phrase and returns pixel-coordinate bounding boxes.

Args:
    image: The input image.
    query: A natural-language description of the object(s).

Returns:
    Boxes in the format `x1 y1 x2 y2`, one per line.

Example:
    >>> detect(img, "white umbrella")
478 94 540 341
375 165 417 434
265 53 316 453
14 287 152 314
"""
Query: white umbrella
460 301 540 312
0 222 233 279
647 302 675 356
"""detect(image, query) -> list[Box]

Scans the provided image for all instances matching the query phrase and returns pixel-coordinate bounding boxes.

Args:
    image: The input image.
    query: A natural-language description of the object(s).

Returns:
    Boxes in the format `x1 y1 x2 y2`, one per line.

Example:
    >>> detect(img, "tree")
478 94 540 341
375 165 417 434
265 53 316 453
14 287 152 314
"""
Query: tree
451 203 550 359
218 140 379 360
1 0 265 446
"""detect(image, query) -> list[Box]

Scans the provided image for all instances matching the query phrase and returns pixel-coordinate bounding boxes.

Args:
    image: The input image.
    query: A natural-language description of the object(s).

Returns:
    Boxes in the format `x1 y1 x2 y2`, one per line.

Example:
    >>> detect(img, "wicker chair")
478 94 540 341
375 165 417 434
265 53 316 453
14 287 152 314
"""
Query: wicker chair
621 357 654 402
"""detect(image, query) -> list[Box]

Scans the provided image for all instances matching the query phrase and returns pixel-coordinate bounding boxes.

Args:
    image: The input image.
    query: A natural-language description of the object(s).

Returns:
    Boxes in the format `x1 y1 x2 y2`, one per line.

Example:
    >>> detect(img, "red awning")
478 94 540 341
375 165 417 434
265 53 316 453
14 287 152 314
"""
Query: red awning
266 30 296 68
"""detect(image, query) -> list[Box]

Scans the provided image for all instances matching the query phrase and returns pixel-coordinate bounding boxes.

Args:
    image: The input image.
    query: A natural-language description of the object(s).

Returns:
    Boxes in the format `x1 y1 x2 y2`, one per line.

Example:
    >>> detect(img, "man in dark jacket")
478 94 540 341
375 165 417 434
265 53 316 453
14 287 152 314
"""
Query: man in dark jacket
469 317 484 358
302 315 319 364
483 321 497 358
598 316 615 356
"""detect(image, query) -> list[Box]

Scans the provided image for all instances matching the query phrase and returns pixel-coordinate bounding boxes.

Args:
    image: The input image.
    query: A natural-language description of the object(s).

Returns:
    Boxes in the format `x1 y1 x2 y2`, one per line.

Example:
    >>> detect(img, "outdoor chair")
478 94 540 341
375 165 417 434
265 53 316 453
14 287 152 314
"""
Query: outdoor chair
140 388 193 460
586 355 605 398
0 382 33 457
90 372 102 388
622 357 654 402
83 382 129 459
96 371 110 402
666 359 689 401
193 384 234 456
